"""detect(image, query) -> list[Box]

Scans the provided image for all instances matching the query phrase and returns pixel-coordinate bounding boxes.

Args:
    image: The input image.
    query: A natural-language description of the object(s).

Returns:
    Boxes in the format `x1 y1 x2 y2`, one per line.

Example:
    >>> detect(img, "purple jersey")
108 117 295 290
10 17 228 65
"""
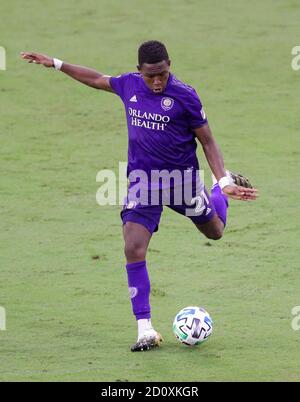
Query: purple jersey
110 72 208 188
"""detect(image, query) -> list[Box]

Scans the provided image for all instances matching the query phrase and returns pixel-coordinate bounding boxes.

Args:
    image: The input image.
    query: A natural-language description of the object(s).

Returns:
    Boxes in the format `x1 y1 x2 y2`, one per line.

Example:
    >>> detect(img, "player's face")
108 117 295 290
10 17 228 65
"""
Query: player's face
138 60 171 94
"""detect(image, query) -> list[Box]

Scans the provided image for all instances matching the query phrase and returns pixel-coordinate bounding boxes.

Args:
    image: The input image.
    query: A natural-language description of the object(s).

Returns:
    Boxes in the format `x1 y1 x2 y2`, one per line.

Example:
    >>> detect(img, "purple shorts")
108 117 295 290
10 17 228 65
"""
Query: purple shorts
121 180 216 234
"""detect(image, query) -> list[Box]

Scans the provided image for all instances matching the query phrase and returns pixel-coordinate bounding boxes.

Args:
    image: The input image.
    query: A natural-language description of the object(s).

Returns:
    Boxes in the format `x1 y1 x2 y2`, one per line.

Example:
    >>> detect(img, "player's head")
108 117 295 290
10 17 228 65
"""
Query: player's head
137 40 171 94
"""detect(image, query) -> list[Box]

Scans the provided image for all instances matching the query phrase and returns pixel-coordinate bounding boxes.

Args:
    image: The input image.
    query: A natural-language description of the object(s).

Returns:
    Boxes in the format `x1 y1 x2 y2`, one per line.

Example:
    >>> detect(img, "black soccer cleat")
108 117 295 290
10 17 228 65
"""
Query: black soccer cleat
131 330 163 352
227 170 253 189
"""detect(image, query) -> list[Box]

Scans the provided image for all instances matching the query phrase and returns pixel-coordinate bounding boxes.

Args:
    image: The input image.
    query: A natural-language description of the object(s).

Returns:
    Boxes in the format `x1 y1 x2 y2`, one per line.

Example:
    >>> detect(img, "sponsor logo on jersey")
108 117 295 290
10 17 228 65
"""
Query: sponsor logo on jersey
128 107 170 131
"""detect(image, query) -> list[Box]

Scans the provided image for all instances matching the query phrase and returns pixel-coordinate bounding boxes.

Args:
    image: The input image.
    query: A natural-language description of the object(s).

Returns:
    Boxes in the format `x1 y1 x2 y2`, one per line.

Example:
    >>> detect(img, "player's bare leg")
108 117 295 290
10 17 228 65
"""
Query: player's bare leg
123 222 163 351
123 221 151 263
195 170 255 240
195 214 224 240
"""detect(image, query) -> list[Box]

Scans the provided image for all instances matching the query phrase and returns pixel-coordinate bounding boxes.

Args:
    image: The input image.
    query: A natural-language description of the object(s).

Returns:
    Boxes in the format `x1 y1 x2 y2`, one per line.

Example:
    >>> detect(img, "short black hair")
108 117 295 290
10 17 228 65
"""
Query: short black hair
138 40 169 67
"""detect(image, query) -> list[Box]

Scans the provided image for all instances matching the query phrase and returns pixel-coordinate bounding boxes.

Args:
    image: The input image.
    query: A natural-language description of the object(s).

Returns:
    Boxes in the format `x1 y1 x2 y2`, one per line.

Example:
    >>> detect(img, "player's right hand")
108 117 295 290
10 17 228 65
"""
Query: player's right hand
20 52 54 68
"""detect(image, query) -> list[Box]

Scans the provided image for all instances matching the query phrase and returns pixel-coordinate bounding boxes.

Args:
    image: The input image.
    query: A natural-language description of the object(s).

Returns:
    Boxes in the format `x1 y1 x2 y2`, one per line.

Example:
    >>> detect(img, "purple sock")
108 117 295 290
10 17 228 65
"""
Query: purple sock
210 184 229 226
126 260 151 320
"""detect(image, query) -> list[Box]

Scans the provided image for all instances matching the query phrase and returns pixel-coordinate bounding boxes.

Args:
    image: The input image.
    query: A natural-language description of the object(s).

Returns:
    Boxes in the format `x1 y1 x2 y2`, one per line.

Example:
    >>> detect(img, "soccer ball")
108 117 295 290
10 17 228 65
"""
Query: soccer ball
173 306 213 346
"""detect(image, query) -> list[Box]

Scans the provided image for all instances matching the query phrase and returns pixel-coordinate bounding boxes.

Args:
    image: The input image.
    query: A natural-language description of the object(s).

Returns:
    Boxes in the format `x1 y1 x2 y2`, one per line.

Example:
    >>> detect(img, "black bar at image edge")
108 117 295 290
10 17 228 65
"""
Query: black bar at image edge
1 381 283 398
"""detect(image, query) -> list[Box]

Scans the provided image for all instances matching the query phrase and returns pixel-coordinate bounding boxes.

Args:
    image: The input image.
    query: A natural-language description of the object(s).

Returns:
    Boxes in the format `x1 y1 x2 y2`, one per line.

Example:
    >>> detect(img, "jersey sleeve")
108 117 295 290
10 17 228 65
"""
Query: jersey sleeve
109 73 132 100
185 89 208 129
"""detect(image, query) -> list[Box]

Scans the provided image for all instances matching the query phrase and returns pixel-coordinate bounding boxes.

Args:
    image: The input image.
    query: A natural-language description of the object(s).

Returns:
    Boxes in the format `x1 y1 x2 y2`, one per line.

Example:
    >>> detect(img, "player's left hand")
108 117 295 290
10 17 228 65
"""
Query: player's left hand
222 185 258 201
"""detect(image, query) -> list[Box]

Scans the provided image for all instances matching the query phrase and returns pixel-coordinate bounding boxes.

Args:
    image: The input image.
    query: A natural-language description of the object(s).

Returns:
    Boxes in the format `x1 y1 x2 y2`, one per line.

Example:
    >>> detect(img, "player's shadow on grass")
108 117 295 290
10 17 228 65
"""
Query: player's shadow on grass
159 340 216 356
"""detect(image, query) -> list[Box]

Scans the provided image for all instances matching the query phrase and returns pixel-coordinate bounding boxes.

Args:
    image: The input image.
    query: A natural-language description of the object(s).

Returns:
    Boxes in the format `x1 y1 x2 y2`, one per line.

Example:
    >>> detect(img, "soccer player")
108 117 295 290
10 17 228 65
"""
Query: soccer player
21 41 258 352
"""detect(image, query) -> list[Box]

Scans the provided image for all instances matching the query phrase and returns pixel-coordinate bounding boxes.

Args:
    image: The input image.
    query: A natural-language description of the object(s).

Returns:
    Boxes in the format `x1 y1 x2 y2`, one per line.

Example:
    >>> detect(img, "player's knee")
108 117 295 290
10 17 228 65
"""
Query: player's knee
206 229 223 241
124 241 147 261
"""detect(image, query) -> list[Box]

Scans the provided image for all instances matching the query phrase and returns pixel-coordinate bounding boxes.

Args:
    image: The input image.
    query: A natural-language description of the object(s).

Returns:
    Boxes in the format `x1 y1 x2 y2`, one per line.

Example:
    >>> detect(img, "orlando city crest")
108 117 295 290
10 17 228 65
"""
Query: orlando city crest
161 97 174 111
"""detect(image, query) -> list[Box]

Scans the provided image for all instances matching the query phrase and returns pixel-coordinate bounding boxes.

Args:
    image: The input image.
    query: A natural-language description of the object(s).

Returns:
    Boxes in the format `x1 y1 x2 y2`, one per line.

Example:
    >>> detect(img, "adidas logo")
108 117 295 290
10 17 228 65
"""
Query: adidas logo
130 95 137 102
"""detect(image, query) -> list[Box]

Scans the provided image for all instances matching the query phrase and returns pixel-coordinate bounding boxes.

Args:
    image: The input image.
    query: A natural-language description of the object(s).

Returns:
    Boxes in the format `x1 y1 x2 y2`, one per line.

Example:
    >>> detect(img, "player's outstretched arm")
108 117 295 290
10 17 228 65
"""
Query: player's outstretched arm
20 52 114 92
194 125 258 201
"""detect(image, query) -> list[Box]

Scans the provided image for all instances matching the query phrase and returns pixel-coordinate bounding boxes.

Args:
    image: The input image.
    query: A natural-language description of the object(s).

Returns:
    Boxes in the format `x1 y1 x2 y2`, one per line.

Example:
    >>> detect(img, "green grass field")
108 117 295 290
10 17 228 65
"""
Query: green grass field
1 0 300 382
